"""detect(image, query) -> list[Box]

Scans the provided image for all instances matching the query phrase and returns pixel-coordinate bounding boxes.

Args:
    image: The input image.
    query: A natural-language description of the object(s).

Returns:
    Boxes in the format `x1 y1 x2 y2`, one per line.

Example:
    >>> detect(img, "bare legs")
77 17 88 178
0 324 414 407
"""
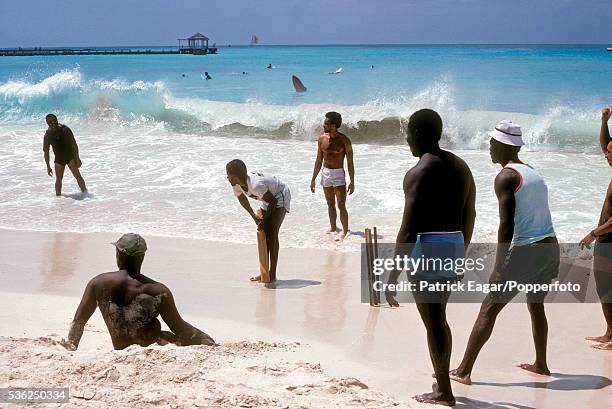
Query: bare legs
263 208 286 282
67 159 87 192
323 185 348 237
54 159 87 196
414 294 455 407
450 295 550 386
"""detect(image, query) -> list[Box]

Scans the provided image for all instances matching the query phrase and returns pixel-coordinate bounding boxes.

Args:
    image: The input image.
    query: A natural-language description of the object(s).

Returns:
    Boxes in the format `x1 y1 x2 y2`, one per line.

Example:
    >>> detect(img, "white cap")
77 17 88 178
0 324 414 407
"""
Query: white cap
488 120 524 147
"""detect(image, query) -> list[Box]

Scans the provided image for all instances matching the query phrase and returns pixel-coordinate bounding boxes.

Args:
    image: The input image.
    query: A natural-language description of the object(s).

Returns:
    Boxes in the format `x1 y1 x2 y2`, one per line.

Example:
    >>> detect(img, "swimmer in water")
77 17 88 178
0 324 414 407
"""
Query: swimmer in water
204 72 212 80
61 233 216 350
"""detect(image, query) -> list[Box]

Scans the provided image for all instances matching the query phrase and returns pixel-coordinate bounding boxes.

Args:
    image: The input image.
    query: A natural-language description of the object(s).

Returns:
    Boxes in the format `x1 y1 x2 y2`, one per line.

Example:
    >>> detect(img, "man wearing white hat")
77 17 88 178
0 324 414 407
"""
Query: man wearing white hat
449 120 559 385
61 233 216 350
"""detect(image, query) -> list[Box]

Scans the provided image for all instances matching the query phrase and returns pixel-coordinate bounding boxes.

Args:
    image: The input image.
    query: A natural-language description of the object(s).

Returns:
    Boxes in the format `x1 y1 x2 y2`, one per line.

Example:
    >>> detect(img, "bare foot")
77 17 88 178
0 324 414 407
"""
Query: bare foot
335 230 350 241
585 334 612 343
250 275 261 282
327 227 339 234
591 342 612 350
449 369 472 385
413 384 455 407
517 363 550 376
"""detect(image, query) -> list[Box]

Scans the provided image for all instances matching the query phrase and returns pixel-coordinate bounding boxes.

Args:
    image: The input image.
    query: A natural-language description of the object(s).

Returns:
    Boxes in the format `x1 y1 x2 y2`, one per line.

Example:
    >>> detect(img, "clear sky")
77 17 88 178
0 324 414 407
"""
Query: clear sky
1 0 611 47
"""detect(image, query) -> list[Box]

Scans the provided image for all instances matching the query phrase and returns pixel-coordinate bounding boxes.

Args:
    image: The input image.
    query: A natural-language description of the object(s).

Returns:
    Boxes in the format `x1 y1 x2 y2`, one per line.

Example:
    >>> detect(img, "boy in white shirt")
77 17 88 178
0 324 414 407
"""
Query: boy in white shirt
226 159 290 283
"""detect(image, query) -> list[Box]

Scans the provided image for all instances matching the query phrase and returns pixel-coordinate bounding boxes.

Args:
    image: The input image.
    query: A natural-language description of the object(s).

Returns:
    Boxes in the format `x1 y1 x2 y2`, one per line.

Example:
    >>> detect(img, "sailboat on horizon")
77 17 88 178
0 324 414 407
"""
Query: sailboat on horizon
250 35 259 46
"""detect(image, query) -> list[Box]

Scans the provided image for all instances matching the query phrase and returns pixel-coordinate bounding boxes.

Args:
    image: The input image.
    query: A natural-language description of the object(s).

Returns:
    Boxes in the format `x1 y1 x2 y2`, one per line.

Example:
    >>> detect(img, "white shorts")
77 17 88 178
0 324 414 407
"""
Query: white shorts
320 167 346 188
260 186 291 213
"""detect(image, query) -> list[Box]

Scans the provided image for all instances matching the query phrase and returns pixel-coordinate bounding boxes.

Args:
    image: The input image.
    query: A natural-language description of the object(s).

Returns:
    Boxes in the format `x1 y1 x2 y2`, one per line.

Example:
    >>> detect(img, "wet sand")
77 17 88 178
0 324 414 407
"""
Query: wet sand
0 228 610 408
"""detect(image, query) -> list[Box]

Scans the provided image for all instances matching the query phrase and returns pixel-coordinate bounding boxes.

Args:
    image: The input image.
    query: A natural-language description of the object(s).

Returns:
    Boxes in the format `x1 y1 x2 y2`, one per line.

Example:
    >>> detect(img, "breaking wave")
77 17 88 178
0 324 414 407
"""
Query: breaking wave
0 69 603 151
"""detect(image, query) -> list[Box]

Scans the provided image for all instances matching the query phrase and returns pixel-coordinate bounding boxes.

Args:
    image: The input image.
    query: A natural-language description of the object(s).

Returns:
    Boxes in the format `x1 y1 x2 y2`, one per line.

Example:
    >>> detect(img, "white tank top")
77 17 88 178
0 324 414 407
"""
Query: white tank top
504 163 556 246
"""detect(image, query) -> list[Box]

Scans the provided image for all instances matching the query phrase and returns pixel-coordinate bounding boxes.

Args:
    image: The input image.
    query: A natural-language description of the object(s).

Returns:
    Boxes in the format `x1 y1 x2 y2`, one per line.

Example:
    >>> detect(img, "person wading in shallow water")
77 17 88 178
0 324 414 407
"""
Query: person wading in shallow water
62 233 216 350
43 114 87 197
310 111 355 241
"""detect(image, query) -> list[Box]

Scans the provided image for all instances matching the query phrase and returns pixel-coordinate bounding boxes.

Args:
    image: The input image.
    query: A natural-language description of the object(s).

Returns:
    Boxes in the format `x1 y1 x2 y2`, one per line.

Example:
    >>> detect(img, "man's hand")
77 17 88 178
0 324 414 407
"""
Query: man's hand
602 107 611 123
489 270 503 285
310 179 316 193
385 285 400 307
347 181 355 195
47 166 53 177
579 230 597 249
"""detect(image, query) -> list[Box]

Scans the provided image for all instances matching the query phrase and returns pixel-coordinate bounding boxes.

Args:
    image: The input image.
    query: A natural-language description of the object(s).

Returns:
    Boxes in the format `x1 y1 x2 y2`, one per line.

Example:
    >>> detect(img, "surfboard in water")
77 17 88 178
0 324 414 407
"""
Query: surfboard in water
292 75 307 92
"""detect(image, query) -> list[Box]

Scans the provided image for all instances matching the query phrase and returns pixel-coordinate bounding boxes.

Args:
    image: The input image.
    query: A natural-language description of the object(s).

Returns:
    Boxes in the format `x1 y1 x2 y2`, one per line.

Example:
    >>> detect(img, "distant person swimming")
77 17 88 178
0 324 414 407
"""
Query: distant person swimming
204 72 212 80
43 114 87 197
267 63 273 69
226 159 291 283
62 233 216 350
310 112 355 241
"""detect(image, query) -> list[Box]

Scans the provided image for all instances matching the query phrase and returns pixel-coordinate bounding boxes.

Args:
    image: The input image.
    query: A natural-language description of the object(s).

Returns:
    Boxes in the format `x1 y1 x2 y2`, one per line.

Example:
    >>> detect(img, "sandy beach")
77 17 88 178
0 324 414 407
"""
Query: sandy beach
0 228 610 408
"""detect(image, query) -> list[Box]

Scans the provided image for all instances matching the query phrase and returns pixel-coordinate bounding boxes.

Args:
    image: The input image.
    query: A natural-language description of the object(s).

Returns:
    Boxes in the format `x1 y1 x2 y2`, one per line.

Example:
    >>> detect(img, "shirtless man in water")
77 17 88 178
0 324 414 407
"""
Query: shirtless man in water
310 112 355 240
61 233 216 350
579 106 612 351
43 114 87 197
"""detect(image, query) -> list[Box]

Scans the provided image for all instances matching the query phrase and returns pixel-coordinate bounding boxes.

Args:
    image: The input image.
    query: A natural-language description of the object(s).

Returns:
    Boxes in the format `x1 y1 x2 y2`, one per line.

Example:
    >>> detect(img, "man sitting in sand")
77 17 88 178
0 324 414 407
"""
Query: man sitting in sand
579 106 612 351
43 114 88 197
310 112 355 241
450 120 560 385
385 109 476 406
226 159 291 283
62 233 216 350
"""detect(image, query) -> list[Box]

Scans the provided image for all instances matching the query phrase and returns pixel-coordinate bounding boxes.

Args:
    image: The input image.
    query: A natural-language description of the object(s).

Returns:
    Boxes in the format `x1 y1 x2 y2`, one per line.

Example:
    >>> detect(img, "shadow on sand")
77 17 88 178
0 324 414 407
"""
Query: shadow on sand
454 397 535 409
472 372 612 391
264 279 322 289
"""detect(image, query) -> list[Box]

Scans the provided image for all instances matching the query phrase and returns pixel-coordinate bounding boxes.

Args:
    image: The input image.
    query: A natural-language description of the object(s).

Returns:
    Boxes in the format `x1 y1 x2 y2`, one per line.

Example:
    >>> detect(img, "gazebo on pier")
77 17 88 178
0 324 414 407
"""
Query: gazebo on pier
177 33 217 55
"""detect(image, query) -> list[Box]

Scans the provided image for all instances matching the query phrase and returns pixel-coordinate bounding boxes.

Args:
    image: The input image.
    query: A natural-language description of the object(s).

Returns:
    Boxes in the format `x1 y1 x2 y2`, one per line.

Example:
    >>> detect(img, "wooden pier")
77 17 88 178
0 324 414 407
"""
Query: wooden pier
1 33 217 57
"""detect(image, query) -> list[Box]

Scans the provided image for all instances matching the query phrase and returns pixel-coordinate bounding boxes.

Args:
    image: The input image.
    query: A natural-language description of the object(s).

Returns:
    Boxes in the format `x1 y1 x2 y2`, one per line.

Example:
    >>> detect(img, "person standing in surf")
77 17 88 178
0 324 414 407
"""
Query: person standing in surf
310 112 355 241
385 109 476 407
449 120 560 385
43 114 87 197
226 159 291 283
578 106 612 351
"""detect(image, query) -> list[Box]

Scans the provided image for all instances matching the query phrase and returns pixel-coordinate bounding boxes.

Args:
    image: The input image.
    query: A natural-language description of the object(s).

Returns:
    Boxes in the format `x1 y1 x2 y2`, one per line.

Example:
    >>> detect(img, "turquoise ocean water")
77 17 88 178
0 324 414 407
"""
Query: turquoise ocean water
0 45 610 249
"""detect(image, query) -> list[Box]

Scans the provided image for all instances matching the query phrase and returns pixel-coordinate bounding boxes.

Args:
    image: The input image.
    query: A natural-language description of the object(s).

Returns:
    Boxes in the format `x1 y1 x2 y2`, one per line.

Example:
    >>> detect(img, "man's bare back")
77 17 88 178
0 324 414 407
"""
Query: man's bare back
63 234 215 350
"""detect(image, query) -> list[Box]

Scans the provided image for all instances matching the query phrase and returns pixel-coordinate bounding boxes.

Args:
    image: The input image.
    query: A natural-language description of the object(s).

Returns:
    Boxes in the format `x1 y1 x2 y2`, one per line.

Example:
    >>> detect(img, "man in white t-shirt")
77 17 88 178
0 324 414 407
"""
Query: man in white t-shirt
226 159 291 282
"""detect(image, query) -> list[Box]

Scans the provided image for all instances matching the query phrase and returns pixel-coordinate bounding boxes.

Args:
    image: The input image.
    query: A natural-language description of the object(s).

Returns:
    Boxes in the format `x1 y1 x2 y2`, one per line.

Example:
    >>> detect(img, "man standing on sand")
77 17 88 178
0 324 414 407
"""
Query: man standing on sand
43 114 87 197
385 109 476 406
310 112 355 241
226 159 291 283
61 233 216 350
449 120 560 386
579 107 612 351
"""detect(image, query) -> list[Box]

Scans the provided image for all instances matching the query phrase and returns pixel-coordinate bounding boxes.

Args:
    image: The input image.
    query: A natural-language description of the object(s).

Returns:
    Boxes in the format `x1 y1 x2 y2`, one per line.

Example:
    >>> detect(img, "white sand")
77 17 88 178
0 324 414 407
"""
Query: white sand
0 229 611 408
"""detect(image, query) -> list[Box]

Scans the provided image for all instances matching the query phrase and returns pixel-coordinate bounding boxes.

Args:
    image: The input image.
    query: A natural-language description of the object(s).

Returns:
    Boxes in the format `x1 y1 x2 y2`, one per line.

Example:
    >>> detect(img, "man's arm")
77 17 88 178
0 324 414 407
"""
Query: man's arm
158 284 216 346
492 169 519 277
43 134 52 176
385 171 421 307
345 137 355 195
600 107 611 154
462 171 477 246
259 191 279 228
237 193 258 223
388 172 420 285
63 278 98 350
310 139 323 193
